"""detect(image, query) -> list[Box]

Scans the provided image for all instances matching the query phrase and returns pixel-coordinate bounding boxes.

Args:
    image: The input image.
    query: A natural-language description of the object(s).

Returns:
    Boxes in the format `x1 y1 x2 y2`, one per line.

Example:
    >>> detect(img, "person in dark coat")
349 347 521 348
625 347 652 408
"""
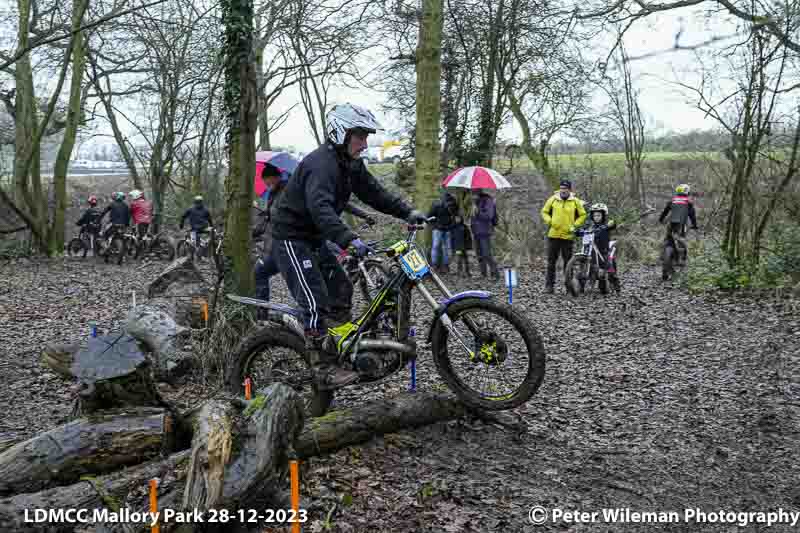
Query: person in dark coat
470 190 500 280
427 190 458 273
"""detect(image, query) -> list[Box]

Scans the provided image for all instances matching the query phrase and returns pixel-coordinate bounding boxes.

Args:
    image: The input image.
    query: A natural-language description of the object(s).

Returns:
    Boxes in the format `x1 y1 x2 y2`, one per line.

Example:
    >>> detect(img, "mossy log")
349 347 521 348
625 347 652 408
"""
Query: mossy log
0 449 191 533
296 392 478 458
0 407 177 497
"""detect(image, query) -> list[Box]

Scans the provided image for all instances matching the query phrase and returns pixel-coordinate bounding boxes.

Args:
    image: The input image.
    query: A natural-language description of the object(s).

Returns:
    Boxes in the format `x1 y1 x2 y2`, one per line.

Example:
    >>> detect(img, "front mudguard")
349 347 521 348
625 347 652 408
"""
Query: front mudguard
425 290 492 345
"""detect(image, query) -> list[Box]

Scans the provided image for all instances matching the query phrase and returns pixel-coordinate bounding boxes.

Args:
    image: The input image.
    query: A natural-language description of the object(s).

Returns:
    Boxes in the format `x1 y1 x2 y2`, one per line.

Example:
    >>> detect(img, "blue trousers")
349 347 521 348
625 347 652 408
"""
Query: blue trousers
431 229 451 267
254 246 280 301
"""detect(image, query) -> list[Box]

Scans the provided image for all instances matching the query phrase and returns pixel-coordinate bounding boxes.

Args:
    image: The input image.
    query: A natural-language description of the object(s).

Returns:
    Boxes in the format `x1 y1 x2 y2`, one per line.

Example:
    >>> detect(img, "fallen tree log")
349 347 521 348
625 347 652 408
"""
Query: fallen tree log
295 392 505 458
146 257 210 329
178 385 304 528
0 407 177 497
0 449 191 533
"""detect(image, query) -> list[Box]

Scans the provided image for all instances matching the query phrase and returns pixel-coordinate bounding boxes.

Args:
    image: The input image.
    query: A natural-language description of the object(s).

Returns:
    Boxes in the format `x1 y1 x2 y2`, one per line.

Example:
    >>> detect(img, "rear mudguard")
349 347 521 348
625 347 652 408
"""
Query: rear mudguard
425 290 492 344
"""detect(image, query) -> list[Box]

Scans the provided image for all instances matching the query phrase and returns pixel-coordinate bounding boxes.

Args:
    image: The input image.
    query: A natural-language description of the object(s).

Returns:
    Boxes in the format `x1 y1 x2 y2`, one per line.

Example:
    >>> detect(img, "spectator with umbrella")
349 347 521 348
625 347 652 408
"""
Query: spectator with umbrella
442 166 510 281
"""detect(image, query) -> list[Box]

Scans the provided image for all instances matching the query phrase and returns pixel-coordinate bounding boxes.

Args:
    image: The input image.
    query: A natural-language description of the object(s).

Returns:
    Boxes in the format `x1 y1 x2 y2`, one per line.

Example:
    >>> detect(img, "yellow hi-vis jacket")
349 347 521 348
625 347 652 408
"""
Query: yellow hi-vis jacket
540 192 587 240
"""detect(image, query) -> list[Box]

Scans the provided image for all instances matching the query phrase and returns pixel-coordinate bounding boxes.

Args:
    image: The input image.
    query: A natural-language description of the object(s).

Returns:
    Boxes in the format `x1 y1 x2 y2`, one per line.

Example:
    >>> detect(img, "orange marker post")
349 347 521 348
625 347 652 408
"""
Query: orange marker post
290 459 300 533
201 302 209 325
149 478 159 533
244 377 252 400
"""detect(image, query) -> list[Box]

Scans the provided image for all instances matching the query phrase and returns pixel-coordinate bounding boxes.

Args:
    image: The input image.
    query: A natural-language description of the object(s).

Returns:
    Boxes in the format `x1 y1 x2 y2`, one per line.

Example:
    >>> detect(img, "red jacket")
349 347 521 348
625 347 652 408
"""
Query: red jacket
130 198 153 224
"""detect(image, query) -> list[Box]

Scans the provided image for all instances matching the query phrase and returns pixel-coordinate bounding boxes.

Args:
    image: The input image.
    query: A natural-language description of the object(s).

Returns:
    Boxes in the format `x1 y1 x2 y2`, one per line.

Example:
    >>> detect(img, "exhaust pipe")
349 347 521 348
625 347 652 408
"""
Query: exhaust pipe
354 338 416 356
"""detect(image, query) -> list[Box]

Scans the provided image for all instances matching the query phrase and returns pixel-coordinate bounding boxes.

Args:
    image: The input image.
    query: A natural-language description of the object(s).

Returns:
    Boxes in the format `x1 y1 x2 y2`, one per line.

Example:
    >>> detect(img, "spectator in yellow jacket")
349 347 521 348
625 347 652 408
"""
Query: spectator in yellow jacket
540 179 587 293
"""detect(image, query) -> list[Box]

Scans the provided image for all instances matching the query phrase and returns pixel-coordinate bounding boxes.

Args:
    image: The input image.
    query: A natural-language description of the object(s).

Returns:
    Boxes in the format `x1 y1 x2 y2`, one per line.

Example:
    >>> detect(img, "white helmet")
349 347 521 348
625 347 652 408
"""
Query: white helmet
325 103 384 146
589 202 608 214
129 190 142 200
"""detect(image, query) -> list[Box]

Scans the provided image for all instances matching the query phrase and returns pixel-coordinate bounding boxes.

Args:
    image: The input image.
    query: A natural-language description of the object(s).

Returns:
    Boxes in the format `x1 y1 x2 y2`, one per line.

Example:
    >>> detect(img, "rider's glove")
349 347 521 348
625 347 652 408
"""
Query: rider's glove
407 209 427 225
349 238 372 258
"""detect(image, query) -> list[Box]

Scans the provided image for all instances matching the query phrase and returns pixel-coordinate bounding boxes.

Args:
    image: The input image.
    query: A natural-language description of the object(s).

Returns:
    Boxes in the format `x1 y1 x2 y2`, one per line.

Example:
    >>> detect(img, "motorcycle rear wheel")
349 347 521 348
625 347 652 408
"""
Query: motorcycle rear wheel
227 326 333 418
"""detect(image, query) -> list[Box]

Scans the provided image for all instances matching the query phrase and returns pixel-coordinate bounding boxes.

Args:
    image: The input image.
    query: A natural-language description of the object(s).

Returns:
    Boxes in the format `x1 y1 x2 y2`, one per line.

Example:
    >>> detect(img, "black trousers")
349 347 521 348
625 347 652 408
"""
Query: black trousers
546 237 574 287
272 239 354 335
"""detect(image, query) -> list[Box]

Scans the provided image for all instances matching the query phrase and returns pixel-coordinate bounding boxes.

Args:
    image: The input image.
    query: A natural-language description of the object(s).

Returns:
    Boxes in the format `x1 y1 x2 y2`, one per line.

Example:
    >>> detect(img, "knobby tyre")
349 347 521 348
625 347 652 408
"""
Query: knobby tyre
226 326 333 418
662 245 674 281
431 297 546 411
564 255 587 297
67 238 86 258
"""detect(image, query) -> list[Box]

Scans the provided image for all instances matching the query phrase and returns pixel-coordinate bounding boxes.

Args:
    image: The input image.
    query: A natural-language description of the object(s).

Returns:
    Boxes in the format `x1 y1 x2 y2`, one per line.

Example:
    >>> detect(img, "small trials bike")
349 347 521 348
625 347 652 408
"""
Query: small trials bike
564 224 620 296
225 219 547 417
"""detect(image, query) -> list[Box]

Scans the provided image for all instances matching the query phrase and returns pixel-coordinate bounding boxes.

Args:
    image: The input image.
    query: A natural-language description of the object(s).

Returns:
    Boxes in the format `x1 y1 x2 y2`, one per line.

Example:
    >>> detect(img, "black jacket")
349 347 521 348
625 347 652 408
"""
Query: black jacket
659 194 697 228
77 207 103 230
451 219 472 251
101 200 130 226
181 205 213 231
427 193 457 230
271 143 412 248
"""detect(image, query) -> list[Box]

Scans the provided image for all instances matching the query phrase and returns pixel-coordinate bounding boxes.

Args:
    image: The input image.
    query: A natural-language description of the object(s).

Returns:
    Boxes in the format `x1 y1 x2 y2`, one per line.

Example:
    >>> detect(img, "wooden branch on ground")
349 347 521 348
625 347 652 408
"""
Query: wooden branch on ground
0 407 177 497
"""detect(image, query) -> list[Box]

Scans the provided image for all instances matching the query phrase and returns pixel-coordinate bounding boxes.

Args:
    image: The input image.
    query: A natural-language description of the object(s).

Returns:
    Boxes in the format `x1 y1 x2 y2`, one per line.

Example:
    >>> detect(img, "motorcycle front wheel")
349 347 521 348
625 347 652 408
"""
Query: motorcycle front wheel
564 254 589 297
431 297 546 411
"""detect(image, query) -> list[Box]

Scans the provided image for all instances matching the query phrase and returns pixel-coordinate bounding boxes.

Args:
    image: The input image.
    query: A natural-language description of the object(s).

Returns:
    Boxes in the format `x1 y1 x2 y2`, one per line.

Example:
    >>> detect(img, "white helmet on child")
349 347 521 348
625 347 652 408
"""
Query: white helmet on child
325 103 384 146
589 203 608 214
129 190 143 200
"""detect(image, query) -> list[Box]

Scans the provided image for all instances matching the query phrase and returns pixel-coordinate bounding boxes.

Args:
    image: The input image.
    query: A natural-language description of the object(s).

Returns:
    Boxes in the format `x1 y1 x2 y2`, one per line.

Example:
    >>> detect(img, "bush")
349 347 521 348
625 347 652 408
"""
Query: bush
685 226 800 293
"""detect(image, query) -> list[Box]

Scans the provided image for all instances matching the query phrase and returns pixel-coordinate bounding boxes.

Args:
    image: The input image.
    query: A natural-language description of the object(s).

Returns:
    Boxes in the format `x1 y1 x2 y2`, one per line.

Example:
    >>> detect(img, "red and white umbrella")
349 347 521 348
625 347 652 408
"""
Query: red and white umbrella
442 166 512 190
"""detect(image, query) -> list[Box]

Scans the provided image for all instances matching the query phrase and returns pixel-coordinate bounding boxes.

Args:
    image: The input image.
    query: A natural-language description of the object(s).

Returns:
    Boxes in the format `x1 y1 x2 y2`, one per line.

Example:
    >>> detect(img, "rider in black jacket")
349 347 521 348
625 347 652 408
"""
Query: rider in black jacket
270 102 426 391
76 196 103 235
100 192 130 239
180 196 213 246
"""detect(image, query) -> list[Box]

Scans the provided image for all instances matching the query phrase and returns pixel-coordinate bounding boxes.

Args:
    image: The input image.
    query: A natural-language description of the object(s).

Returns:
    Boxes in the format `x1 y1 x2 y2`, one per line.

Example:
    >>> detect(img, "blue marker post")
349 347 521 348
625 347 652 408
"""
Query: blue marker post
90 322 97 338
505 267 518 305
408 327 416 392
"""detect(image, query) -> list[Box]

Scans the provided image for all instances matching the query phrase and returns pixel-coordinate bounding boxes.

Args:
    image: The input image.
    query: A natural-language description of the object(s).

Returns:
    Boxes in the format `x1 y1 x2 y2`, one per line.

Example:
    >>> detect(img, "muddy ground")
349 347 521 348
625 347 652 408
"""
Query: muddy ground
1 245 798 532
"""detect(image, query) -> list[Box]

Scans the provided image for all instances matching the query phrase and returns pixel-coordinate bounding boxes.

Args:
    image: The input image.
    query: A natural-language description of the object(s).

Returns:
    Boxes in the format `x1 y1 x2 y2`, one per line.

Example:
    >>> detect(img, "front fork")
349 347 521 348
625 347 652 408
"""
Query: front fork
414 268 481 359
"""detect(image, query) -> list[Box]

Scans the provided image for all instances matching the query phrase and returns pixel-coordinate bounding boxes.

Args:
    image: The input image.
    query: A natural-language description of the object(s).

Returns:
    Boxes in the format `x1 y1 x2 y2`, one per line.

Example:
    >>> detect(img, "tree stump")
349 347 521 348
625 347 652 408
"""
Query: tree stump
71 332 171 416
42 331 174 418
0 407 177 497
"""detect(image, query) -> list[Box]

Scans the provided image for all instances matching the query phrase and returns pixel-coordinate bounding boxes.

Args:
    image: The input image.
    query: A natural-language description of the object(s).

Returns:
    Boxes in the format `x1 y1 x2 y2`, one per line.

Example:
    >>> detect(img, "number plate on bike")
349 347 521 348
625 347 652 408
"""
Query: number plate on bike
399 248 429 278
582 234 593 244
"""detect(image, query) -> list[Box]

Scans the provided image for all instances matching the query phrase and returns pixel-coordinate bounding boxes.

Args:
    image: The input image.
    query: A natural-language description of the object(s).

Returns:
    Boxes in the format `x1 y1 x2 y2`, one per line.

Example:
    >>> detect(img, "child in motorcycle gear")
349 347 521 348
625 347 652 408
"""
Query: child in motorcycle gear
659 184 698 266
100 192 131 240
76 196 103 236
180 196 213 247
585 202 620 292
129 189 153 238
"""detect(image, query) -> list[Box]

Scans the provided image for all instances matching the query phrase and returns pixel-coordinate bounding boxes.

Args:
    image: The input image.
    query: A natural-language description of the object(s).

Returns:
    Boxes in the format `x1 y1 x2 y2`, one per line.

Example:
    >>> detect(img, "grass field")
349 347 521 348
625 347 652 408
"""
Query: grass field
365 151 724 179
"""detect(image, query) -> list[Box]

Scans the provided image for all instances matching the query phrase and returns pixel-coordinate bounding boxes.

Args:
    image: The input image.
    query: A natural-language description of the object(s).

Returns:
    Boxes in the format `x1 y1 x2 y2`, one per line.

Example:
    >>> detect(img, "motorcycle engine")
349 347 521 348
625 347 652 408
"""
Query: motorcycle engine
351 335 402 381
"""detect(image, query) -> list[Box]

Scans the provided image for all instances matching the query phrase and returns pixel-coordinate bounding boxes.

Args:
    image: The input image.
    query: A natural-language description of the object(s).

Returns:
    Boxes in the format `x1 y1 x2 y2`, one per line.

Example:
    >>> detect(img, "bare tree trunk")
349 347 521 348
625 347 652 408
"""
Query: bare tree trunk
414 0 444 249
50 0 88 255
222 0 256 296
752 110 800 262
507 91 558 188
